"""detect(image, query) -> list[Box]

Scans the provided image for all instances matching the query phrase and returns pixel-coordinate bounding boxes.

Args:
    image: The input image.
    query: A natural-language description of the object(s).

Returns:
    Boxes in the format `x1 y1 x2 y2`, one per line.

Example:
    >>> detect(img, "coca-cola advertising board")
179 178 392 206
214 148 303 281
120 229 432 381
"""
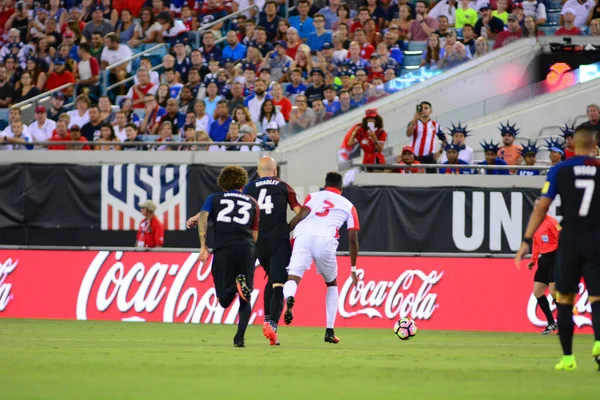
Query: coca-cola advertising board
0 250 593 333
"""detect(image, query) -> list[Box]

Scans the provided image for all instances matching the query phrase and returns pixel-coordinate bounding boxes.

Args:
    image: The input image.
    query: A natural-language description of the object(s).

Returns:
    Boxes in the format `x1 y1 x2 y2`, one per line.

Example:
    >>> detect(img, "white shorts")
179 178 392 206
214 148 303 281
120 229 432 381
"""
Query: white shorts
287 234 339 282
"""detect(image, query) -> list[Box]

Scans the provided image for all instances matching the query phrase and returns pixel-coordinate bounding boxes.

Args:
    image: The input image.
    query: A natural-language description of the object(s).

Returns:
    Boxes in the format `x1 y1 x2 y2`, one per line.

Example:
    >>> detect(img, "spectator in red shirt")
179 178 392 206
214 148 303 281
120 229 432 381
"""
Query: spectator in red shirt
67 125 91 150
48 120 72 150
286 27 302 60
555 9 583 36
76 43 100 98
350 7 371 33
394 146 424 173
136 200 165 248
45 58 76 96
493 14 522 49
346 108 387 165
270 83 292 122
353 28 375 59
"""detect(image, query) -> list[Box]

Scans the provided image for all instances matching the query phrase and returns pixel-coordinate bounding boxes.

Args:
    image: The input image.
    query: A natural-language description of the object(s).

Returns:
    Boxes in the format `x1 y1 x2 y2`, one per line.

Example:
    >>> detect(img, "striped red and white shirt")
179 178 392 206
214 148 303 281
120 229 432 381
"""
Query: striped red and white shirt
411 119 440 157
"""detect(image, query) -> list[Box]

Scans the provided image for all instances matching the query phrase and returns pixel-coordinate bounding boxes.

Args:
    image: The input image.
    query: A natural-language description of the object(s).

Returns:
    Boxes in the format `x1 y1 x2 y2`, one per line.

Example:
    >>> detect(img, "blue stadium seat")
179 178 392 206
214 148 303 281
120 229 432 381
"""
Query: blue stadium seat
139 135 160 142
548 0 562 10
547 11 560 25
539 25 558 35
403 54 423 67
407 41 427 51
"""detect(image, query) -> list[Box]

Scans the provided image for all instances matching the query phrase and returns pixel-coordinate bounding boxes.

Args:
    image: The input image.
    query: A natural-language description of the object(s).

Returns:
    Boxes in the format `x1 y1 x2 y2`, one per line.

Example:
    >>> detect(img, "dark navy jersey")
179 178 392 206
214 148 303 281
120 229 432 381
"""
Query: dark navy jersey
243 176 300 240
201 190 259 250
478 158 509 175
542 156 600 231
517 169 541 176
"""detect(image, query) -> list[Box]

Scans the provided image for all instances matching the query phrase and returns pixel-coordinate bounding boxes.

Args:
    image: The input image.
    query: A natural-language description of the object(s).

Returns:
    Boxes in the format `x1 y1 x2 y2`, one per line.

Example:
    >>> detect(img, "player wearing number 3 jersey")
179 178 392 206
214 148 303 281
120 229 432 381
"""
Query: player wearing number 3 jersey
190 165 260 348
516 125 600 371
244 157 301 346
282 172 360 344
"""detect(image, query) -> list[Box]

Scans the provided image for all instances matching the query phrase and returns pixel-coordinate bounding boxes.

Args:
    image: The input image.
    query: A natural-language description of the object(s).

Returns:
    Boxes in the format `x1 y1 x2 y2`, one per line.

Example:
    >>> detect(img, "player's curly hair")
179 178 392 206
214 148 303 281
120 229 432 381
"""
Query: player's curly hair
217 165 249 191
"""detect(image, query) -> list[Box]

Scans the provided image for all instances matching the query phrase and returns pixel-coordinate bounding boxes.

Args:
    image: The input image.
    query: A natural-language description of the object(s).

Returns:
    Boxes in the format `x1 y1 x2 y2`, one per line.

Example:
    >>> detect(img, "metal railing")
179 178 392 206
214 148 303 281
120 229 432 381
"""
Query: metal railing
196 5 260 46
13 140 272 149
11 82 75 111
105 62 166 95
102 43 168 95
350 162 554 172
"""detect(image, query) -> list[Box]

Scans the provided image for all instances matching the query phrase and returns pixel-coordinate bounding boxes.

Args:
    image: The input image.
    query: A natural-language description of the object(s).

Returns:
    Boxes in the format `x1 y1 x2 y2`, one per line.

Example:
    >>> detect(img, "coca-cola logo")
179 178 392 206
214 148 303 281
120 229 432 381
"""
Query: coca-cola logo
527 283 591 327
76 251 259 324
0 258 18 311
338 269 443 320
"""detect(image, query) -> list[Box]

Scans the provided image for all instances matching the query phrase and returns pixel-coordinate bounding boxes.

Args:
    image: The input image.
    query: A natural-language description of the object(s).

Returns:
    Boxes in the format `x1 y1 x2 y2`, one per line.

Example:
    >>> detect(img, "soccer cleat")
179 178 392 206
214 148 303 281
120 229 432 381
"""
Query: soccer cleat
283 297 295 325
324 329 340 344
542 323 558 335
235 274 251 302
554 355 577 371
233 334 245 348
263 322 280 346
592 341 600 371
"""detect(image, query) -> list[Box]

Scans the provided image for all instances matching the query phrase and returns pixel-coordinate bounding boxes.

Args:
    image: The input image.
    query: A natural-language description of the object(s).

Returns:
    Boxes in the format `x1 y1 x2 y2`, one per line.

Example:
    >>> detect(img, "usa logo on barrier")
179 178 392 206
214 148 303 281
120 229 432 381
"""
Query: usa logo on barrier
101 164 187 231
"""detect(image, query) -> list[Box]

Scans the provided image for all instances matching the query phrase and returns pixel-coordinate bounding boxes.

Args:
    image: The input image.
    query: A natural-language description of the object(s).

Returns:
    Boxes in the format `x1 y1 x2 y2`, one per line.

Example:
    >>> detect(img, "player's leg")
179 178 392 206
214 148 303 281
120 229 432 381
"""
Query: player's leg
212 249 238 309
233 246 255 348
263 238 292 345
255 242 273 325
282 235 313 325
315 238 340 344
533 256 556 333
581 250 600 369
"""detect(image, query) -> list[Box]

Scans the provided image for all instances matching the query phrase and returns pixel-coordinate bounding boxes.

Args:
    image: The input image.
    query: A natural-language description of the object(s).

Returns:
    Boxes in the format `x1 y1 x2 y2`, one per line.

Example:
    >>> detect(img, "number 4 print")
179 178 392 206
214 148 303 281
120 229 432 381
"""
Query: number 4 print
316 200 334 217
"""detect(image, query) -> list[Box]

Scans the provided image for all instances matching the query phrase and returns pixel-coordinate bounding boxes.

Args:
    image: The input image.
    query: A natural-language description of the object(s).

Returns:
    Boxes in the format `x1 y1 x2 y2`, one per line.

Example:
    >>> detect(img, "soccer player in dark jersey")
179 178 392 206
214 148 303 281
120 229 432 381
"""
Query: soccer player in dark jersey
515 125 600 371
244 156 301 345
193 165 260 348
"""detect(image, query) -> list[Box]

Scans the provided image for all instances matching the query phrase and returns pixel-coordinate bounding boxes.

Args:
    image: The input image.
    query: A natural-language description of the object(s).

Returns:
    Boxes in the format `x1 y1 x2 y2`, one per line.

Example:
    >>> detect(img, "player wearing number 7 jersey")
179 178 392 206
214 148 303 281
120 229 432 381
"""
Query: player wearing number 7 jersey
515 125 600 371
282 172 360 344
244 157 301 346
192 165 260 348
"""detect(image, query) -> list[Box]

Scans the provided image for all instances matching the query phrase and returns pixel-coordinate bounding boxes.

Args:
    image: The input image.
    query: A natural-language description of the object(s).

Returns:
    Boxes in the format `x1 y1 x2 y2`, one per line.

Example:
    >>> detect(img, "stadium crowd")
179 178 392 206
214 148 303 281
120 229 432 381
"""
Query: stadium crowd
0 0 599 152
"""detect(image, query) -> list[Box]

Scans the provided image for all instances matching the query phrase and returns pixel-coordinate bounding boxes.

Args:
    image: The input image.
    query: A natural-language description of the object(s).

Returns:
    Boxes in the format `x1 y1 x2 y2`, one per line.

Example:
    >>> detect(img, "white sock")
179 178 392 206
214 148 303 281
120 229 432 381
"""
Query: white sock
283 280 298 300
326 286 338 329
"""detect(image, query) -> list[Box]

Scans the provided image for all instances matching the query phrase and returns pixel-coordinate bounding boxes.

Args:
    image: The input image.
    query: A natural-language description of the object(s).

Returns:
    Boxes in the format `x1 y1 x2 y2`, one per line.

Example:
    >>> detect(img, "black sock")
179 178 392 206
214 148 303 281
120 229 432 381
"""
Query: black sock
592 302 600 341
237 300 251 338
269 286 284 326
263 282 273 321
557 303 575 356
537 295 555 325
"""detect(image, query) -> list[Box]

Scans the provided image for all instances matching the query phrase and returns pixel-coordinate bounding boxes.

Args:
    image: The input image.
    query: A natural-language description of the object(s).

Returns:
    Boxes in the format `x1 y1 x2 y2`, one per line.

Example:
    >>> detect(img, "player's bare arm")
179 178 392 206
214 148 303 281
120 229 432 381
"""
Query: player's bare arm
252 229 258 243
197 211 209 263
292 206 301 214
186 212 200 229
348 229 359 286
514 197 552 267
289 206 310 231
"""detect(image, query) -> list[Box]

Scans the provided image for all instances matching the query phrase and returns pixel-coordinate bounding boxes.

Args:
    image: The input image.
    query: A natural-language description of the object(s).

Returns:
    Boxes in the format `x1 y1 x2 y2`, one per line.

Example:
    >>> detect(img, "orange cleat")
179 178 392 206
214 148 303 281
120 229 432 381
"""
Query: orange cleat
263 322 280 346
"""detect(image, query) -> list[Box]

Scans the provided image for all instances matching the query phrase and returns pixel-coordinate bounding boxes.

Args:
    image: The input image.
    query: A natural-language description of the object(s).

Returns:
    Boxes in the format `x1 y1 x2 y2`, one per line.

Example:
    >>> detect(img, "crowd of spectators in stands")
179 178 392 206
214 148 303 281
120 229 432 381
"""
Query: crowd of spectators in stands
0 0 599 152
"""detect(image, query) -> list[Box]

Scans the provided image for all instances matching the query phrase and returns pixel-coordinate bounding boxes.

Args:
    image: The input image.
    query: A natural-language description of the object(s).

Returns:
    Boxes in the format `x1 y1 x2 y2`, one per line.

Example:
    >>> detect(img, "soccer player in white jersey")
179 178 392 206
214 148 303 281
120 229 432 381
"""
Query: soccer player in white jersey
282 172 360 344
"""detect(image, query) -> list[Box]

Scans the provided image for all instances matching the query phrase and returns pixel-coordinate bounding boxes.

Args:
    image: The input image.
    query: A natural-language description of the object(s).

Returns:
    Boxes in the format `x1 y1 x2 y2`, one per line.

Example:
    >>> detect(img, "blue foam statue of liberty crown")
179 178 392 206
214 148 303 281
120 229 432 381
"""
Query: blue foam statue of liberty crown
498 121 520 137
560 123 575 138
480 139 500 153
518 140 540 156
447 122 471 137
444 143 462 152
545 137 564 153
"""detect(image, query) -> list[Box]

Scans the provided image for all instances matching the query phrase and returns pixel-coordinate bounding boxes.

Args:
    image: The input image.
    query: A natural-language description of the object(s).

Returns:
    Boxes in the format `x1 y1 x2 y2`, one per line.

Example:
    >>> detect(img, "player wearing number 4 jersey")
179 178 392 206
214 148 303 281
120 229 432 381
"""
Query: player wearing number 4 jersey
188 165 259 348
244 157 301 346
282 172 360 344
516 125 600 371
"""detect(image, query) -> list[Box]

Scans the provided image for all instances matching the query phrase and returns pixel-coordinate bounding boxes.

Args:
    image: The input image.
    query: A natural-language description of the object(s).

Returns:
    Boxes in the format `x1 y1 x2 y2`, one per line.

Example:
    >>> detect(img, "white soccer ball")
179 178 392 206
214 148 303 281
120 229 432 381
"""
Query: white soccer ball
394 317 418 340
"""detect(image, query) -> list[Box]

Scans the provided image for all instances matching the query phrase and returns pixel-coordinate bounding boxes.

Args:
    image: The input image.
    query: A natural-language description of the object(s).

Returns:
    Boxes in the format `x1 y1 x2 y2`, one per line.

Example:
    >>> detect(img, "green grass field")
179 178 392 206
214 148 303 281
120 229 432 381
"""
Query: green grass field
0 319 597 399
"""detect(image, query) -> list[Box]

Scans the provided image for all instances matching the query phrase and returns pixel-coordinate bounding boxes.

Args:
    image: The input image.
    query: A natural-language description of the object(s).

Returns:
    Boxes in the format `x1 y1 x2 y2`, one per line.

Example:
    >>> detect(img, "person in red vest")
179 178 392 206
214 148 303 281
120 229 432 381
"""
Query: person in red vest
345 108 387 166
136 200 165 248
126 67 158 109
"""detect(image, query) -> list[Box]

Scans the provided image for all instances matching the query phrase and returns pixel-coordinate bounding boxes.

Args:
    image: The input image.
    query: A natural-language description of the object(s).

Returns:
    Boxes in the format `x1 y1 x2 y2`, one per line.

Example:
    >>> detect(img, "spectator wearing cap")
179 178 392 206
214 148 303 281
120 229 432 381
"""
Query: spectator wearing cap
545 138 565 167
475 4 505 39
82 5 114 41
290 0 316 40
289 94 316 134
478 140 509 175
261 121 281 151
393 146 424 174
493 14 522 48
439 143 472 174
259 1 281 42
561 0 596 28
323 84 340 114
346 109 387 165
76 43 100 98
238 125 263 153
305 69 326 107
428 0 458 26
222 30 247 62
28 106 57 146
439 122 474 164
497 121 523 167
285 27 302 60
0 65 15 108
45 58 76 96
556 9 584 35
47 120 72 150
516 140 541 176
306 13 332 51
47 92 66 122
136 200 164 248
455 0 477 29
408 1 438 41
67 125 91 151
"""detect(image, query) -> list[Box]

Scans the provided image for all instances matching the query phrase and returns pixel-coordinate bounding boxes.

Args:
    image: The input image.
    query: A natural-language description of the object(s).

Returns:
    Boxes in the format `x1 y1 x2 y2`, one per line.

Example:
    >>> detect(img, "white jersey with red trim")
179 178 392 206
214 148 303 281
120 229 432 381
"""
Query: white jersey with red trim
294 188 360 238
411 119 439 157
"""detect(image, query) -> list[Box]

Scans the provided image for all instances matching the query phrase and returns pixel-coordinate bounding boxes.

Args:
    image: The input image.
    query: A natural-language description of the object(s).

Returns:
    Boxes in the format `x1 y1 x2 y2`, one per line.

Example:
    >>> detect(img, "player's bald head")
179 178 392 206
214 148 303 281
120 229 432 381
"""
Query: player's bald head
574 124 597 154
257 156 277 177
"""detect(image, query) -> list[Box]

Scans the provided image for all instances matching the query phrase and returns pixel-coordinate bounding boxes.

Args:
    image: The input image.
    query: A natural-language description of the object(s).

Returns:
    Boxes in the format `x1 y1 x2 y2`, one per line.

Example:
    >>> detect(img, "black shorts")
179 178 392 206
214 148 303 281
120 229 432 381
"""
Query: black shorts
555 230 600 296
212 245 255 299
534 251 556 285
255 237 291 284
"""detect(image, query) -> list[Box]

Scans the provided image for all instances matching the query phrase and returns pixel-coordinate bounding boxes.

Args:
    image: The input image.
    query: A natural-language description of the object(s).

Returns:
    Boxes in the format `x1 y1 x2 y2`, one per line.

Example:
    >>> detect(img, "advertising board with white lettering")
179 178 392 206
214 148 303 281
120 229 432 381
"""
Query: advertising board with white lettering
0 250 592 333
